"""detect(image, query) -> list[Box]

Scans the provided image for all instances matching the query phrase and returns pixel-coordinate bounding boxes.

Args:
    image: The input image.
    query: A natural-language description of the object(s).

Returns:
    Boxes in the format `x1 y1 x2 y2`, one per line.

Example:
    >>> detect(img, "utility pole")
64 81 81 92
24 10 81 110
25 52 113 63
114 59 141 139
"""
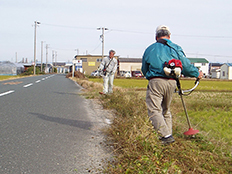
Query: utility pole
55 51 57 72
97 27 108 59
41 41 44 72
52 50 54 73
15 52 17 63
75 49 79 55
33 21 40 75
45 44 49 73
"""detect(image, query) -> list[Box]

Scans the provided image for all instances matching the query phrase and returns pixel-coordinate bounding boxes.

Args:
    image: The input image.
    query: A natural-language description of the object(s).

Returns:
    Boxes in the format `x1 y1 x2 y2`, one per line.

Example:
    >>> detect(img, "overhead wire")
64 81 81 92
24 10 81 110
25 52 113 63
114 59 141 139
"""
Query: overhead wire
89 41 102 54
186 53 232 58
40 23 232 58
173 34 232 39
41 23 95 30
41 23 232 38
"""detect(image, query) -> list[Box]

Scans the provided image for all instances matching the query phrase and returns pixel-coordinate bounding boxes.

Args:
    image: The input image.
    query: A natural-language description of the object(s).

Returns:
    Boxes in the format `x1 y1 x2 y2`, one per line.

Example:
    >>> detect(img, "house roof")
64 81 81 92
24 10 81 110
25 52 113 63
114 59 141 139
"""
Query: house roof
211 69 221 72
187 58 209 63
53 62 66 66
118 58 142 63
210 63 223 67
224 63 232 66
75 54 119 58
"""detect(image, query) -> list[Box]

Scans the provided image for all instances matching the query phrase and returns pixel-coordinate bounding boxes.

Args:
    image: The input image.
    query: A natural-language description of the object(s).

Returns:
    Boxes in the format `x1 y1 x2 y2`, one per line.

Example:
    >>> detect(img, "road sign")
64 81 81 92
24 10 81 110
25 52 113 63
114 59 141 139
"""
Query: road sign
73 60 82 65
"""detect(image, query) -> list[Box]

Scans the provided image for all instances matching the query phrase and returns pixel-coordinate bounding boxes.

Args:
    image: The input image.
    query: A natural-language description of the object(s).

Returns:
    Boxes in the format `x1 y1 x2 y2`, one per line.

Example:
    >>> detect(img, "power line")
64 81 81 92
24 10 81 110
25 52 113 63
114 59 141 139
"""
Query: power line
39 23 232 60
41 23 232 39
42 23 95 30
89 41 102 53
48 47 75 51
173 34 232 39
110 28 232 38
186 53 232 58
110 29 152 35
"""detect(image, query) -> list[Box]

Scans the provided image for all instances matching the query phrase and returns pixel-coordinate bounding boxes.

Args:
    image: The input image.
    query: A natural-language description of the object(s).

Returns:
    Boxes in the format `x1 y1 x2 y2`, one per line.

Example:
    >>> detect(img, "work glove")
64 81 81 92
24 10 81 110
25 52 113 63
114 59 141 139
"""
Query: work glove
97 67 102 71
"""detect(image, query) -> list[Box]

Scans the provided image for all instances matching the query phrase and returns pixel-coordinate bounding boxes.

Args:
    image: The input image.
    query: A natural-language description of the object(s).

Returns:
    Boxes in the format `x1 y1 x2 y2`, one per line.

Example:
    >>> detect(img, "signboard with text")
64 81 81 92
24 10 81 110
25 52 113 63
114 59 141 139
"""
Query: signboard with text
72 59 83 73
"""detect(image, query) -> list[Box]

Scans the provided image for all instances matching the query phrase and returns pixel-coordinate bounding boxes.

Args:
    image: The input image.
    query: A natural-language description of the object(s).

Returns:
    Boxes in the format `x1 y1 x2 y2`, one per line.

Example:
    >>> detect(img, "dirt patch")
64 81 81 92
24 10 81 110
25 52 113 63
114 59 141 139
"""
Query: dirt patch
2 81 23 85
71 77 115 173
66 71 86 79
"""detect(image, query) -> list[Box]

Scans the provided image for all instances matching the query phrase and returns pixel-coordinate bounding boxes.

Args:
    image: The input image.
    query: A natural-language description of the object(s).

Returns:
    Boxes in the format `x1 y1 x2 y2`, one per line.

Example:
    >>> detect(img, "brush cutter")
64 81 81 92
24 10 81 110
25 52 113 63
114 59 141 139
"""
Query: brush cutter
176 78 200 135
164 59 200 135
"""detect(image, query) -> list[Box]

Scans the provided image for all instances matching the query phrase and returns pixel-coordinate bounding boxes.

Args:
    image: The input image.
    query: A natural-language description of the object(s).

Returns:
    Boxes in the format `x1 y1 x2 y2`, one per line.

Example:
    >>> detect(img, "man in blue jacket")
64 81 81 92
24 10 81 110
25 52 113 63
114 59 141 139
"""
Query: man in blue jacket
141 25 203 144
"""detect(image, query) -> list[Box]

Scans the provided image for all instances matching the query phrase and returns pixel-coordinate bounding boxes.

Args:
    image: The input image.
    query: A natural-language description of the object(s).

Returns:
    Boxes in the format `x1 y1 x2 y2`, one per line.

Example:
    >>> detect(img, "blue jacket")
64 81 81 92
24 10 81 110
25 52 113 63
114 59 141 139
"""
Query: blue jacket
141 39 199 80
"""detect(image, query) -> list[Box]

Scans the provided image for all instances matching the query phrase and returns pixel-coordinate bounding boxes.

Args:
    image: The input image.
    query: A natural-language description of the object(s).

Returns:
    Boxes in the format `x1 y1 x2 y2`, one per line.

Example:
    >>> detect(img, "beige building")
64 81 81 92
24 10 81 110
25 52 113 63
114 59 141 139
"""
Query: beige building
74 55 119 75
118 58 142 72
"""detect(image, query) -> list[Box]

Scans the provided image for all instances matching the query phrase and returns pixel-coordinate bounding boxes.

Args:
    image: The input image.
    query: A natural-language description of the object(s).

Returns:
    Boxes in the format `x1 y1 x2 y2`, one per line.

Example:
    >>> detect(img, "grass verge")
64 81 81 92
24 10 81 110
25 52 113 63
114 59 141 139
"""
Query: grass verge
74 77 232 173
0 75 21 81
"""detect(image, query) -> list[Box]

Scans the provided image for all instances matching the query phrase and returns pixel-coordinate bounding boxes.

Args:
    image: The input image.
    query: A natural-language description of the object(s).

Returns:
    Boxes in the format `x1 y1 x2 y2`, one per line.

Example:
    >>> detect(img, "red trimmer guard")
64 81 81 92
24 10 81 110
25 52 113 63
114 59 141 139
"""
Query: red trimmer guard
184 128 199 135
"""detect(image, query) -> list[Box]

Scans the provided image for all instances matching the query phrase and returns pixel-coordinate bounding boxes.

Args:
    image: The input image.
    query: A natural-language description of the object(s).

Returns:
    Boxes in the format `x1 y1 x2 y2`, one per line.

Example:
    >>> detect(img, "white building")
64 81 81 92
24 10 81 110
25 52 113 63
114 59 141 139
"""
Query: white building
209 63 223 79
211 69 221 79
187 58 209 76
118 57 210 77
220 63 232 80
118 58 142 72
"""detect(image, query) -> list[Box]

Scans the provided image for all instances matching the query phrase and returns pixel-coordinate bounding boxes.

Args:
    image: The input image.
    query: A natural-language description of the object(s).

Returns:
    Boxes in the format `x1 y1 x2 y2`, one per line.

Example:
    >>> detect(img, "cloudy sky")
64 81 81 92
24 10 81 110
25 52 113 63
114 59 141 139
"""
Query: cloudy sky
1 0 232 63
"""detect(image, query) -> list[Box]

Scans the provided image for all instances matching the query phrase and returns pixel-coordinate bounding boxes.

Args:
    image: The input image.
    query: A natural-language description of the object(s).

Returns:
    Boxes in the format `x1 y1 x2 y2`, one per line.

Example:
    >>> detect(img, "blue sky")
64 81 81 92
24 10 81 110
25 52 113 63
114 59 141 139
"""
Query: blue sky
1 0 232 63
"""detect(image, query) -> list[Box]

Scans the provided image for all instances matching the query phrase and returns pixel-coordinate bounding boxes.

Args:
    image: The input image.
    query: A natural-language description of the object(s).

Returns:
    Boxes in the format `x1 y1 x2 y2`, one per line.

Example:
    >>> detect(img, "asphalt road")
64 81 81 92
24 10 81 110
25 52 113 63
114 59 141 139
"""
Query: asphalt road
0 74 110 173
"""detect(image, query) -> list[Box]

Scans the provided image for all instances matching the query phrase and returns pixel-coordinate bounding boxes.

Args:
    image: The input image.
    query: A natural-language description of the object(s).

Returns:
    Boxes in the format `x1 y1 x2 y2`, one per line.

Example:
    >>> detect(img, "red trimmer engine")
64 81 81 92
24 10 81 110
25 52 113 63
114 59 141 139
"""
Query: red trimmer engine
163 59 200 136
163 59 182 78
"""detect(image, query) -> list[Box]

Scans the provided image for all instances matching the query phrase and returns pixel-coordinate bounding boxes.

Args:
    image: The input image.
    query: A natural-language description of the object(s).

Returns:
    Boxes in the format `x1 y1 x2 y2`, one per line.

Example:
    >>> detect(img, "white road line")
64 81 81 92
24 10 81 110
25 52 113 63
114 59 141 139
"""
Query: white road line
42 78 45 80
23 83 33 88
0 90 15 97
35 80 41 83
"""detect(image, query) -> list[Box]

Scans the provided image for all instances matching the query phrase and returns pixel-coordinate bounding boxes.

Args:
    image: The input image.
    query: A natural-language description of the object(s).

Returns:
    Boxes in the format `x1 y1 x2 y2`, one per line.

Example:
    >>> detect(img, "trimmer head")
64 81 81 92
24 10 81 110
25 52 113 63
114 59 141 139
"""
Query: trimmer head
184 128 199 135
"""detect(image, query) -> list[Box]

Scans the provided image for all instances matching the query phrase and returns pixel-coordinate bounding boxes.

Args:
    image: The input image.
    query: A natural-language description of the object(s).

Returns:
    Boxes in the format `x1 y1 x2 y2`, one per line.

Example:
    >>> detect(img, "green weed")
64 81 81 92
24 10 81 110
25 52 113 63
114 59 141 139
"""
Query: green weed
74 78 232 173
89 77 232 92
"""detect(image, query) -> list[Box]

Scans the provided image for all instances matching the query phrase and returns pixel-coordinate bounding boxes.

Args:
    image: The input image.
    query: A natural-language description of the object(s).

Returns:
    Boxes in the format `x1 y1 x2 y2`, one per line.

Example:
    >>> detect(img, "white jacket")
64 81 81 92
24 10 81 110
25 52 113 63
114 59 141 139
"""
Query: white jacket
99 56 117 74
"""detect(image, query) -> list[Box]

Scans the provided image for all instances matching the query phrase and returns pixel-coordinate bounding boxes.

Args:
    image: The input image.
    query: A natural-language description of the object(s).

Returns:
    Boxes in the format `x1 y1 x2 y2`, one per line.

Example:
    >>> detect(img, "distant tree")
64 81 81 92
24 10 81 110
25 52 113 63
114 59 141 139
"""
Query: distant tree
21 66 45 75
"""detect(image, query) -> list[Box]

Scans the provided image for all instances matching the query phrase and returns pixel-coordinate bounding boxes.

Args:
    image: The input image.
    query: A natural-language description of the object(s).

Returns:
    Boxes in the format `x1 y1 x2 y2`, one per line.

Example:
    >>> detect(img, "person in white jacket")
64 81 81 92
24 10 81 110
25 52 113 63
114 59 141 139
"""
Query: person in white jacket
98 50 117 94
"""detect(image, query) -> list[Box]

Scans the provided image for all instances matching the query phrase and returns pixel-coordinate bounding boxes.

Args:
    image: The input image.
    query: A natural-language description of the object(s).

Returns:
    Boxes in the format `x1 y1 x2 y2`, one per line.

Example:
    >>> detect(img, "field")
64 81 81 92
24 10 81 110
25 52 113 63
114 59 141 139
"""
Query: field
89 77 232 141
3 74 231 173
85 77 232 173
89 77 149 88
0 75 19 81
89 77 232 146
89 77 232 91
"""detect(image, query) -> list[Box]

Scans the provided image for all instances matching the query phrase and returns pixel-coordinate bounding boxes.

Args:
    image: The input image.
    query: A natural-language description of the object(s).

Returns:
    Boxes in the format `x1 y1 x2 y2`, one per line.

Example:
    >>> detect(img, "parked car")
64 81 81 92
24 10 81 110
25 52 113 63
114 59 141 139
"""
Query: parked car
91 70 100 76
119 70 126 76
132 70 143 77
124 71 132 77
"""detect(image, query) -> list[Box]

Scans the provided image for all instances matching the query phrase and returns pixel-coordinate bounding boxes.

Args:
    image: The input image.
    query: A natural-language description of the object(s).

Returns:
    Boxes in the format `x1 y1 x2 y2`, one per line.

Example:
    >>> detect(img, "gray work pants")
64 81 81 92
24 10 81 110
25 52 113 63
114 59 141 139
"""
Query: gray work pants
103 73 114 94
146 78 176 137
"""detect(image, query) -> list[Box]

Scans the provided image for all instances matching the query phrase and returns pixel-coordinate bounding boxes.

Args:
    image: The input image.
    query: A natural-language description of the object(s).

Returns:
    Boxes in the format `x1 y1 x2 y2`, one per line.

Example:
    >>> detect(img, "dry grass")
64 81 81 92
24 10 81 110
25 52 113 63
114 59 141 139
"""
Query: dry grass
0 75 25 81
73 77 232 174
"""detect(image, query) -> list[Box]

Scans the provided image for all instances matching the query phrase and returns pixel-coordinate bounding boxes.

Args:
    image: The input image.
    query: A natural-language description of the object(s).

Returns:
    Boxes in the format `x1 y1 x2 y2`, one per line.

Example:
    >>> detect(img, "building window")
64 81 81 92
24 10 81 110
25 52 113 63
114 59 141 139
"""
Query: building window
202 63 206 66
223 71 225 76
96 59 102 62
80 58 87 62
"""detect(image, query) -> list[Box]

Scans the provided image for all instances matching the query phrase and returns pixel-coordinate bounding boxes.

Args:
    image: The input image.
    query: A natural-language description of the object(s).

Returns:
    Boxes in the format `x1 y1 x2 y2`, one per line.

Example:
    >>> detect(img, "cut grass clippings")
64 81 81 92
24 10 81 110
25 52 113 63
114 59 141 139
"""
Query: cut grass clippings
74 77 232 173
